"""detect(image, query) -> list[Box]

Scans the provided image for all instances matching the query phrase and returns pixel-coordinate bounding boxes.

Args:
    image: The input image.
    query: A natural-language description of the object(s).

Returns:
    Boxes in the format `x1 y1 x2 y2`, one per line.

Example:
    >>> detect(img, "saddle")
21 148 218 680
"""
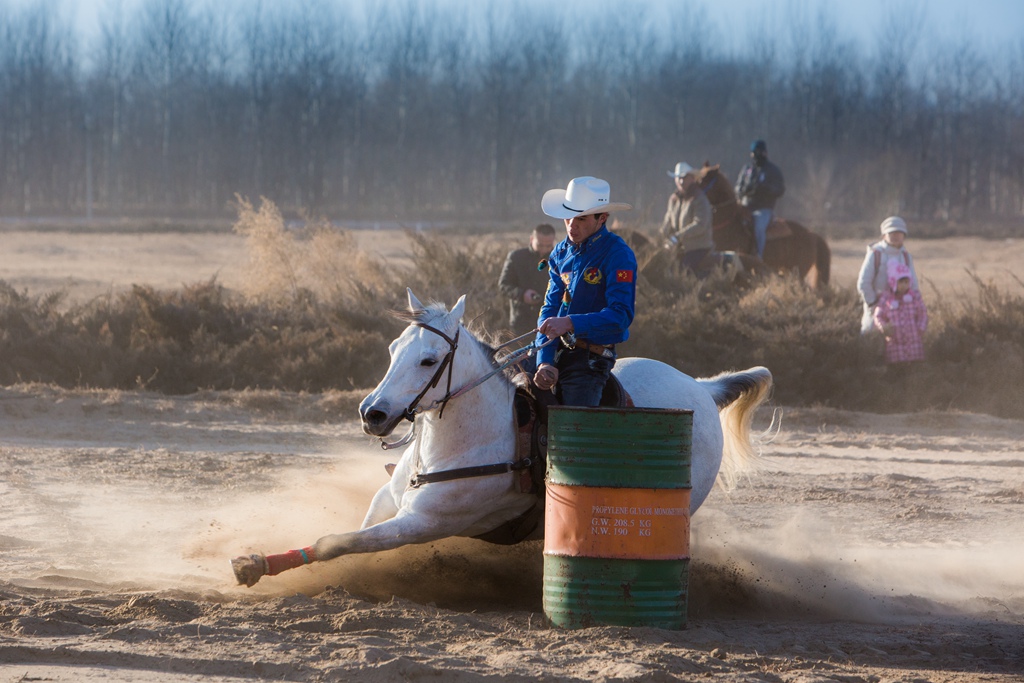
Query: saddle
741 212 792 241
470 374 633 545
383 373 633 546
766 220 793 240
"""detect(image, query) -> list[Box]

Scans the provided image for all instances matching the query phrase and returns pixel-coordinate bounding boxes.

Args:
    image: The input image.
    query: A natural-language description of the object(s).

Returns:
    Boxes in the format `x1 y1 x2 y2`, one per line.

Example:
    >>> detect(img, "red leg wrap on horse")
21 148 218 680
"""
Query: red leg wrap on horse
265 546 317 576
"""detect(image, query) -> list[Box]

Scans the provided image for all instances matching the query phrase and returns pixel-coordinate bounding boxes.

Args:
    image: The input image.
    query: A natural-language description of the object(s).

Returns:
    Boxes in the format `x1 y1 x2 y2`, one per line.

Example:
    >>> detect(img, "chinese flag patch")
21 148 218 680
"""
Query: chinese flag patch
616 269 634 283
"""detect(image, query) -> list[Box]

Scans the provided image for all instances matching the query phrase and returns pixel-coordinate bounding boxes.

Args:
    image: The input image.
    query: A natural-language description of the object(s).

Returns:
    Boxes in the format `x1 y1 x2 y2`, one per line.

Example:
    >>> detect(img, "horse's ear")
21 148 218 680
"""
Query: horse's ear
407 288 425 315
450 295 467 323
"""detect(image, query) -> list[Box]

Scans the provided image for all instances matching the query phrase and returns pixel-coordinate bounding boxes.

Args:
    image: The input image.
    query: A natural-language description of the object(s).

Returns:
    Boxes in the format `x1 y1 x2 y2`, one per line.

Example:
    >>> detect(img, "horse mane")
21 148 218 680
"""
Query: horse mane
392 300 449 326
393 301 508 376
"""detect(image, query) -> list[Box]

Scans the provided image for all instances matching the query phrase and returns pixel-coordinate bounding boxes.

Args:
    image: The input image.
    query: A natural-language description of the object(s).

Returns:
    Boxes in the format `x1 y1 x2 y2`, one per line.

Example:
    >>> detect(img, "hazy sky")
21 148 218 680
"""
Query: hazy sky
54 0 1024 55
707 0 1024 46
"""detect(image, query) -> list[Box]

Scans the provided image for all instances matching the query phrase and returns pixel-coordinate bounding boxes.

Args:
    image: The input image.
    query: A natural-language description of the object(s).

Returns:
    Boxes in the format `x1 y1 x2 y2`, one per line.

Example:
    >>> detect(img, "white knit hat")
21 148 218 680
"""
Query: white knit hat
880 216 907 235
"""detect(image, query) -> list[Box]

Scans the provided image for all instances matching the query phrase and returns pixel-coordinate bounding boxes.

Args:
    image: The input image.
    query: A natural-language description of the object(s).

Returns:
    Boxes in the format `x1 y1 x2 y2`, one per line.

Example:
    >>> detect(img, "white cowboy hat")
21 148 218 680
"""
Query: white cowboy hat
667 162 697 178
880 216 907 235
541 176 633 220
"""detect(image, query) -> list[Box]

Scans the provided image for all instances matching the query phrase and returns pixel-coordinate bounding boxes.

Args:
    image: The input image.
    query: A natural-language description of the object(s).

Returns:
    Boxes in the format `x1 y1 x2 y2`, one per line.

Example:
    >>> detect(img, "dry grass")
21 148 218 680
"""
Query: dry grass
232 195 377 306
1 197 1022 418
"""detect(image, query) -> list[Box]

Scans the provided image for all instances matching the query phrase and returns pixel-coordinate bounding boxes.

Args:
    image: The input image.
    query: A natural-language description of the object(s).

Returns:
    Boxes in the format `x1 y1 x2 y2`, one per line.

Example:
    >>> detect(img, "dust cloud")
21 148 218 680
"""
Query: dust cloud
691 506 1024 623
5 399 1020 625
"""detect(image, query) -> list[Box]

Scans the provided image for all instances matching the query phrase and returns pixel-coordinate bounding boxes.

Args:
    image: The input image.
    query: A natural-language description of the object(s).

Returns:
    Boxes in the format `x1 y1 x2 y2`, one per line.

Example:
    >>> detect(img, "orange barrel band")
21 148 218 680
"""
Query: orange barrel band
544 482 690 560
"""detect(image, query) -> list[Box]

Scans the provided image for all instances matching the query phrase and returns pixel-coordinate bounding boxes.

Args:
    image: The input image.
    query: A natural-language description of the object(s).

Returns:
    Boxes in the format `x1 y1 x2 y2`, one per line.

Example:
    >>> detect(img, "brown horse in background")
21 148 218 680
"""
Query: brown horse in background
697 163 831 288
614 226 768 289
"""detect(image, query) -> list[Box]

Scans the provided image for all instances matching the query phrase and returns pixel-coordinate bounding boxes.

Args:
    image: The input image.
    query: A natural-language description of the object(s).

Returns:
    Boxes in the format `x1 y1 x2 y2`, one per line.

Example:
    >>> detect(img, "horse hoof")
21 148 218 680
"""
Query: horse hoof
231 553 268 587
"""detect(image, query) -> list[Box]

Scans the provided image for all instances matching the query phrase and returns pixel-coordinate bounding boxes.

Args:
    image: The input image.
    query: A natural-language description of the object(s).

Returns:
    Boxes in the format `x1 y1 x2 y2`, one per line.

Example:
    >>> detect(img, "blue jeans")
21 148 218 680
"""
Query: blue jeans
752 209 773 258
556 347 615 407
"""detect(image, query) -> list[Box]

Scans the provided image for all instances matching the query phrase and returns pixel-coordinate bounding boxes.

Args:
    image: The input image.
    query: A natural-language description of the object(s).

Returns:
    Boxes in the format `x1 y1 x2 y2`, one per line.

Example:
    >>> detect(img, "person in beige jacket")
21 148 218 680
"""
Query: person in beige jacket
660 161 714 274
857 216 920 334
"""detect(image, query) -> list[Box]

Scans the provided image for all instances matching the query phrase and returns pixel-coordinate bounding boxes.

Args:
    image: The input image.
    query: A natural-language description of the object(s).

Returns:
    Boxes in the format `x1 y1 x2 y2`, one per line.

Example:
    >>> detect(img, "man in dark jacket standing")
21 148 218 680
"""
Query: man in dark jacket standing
498 223 556 336
735 139 785 259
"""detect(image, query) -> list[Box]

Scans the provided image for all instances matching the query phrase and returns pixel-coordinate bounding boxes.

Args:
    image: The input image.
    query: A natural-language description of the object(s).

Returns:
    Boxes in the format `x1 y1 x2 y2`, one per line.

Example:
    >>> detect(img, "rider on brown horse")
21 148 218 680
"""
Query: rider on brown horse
660 161 714 275
735 140 785 259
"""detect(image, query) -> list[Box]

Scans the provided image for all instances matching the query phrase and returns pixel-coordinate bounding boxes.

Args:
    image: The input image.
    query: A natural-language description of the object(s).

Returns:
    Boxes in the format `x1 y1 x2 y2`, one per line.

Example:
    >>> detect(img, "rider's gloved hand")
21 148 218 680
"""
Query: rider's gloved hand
534 364 559 391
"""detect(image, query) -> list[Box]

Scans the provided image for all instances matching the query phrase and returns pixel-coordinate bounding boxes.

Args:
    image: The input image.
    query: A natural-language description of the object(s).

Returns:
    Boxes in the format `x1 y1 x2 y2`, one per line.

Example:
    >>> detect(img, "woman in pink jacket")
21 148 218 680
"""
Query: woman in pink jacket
873 260 928 366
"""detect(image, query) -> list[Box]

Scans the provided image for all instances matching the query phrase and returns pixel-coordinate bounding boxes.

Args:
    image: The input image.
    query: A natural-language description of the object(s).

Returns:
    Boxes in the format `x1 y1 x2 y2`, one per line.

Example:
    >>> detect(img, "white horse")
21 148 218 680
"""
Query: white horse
231 289 772 586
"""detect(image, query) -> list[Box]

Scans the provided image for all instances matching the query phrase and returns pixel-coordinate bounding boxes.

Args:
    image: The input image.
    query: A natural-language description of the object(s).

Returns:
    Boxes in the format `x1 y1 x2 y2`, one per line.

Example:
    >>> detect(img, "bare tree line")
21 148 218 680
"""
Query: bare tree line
0 0 1022 230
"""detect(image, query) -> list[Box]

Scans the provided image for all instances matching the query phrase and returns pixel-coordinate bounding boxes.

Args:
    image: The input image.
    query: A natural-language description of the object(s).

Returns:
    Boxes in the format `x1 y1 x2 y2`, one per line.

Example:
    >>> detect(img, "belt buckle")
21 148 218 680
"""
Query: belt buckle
560 332 577 350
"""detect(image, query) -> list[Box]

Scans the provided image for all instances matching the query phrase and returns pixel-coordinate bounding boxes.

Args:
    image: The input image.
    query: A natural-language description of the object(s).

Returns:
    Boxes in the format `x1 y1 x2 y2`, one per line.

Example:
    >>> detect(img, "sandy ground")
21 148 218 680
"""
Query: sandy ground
1 229 1023 681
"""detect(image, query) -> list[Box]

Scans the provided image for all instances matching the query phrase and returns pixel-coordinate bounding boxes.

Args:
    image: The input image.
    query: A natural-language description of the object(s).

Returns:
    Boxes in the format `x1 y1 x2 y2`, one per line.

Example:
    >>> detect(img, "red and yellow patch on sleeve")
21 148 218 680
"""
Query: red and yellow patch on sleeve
616 269 634 283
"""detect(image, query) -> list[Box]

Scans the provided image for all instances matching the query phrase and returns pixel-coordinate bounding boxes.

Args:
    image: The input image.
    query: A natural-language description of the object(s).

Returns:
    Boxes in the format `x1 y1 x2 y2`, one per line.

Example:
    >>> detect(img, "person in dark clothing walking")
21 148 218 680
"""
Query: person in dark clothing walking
735 139 785 258
498 223 556 337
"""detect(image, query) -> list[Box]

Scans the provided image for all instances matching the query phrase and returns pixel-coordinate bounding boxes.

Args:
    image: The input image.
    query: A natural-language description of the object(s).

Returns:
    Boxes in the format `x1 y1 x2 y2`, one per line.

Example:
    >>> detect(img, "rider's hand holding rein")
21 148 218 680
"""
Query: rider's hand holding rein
534 364 559 391
533 316 573 390
538 315 573 339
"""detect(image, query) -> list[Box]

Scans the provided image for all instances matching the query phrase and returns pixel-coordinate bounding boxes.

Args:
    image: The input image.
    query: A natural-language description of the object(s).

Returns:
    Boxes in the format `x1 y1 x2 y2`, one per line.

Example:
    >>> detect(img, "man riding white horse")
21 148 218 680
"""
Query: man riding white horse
230 287 772 587
228 177 772 589
533 177 637 407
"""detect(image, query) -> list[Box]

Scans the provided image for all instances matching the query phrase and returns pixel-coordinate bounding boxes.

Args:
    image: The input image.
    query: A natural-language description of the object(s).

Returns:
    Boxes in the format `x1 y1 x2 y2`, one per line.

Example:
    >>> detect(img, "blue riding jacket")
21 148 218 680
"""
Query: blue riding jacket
536 225 637 367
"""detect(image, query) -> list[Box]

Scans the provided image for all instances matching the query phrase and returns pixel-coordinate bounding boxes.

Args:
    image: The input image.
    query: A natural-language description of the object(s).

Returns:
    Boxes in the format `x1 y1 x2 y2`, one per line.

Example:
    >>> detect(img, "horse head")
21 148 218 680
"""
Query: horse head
359 289 467 437
698 163 732 203
697 161 719 182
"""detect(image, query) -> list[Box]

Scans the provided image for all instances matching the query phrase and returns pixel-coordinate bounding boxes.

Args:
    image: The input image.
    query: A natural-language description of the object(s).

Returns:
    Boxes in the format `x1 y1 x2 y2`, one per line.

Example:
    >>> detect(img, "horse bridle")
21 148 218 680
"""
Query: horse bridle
393 321 537 489
402 322 460 422
377 323 554 452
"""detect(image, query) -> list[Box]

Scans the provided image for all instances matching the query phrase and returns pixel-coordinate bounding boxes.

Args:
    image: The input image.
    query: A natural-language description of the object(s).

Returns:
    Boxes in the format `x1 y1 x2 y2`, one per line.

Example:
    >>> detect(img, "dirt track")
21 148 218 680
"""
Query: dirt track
1 386 1022 682
1 229 1023 681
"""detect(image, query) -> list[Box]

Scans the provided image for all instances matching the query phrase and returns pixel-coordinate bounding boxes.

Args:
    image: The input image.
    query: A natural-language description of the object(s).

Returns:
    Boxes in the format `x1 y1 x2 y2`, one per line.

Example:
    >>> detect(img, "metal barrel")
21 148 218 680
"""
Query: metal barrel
543 406 692 629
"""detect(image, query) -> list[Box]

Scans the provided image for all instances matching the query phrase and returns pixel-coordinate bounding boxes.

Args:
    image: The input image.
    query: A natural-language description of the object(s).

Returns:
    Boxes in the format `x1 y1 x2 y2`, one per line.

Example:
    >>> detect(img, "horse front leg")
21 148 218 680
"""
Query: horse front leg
231 509 454 587
361 481 400 529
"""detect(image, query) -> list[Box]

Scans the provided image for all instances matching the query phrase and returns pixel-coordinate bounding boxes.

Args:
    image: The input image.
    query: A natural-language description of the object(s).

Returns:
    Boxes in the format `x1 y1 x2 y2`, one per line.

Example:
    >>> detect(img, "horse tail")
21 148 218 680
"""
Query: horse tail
814 233 831 287
697 366 774 491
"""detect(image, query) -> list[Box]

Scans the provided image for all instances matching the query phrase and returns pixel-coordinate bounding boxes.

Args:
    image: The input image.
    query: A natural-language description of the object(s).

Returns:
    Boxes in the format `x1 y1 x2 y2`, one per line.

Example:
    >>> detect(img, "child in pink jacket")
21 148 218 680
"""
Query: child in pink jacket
873 260 928 364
